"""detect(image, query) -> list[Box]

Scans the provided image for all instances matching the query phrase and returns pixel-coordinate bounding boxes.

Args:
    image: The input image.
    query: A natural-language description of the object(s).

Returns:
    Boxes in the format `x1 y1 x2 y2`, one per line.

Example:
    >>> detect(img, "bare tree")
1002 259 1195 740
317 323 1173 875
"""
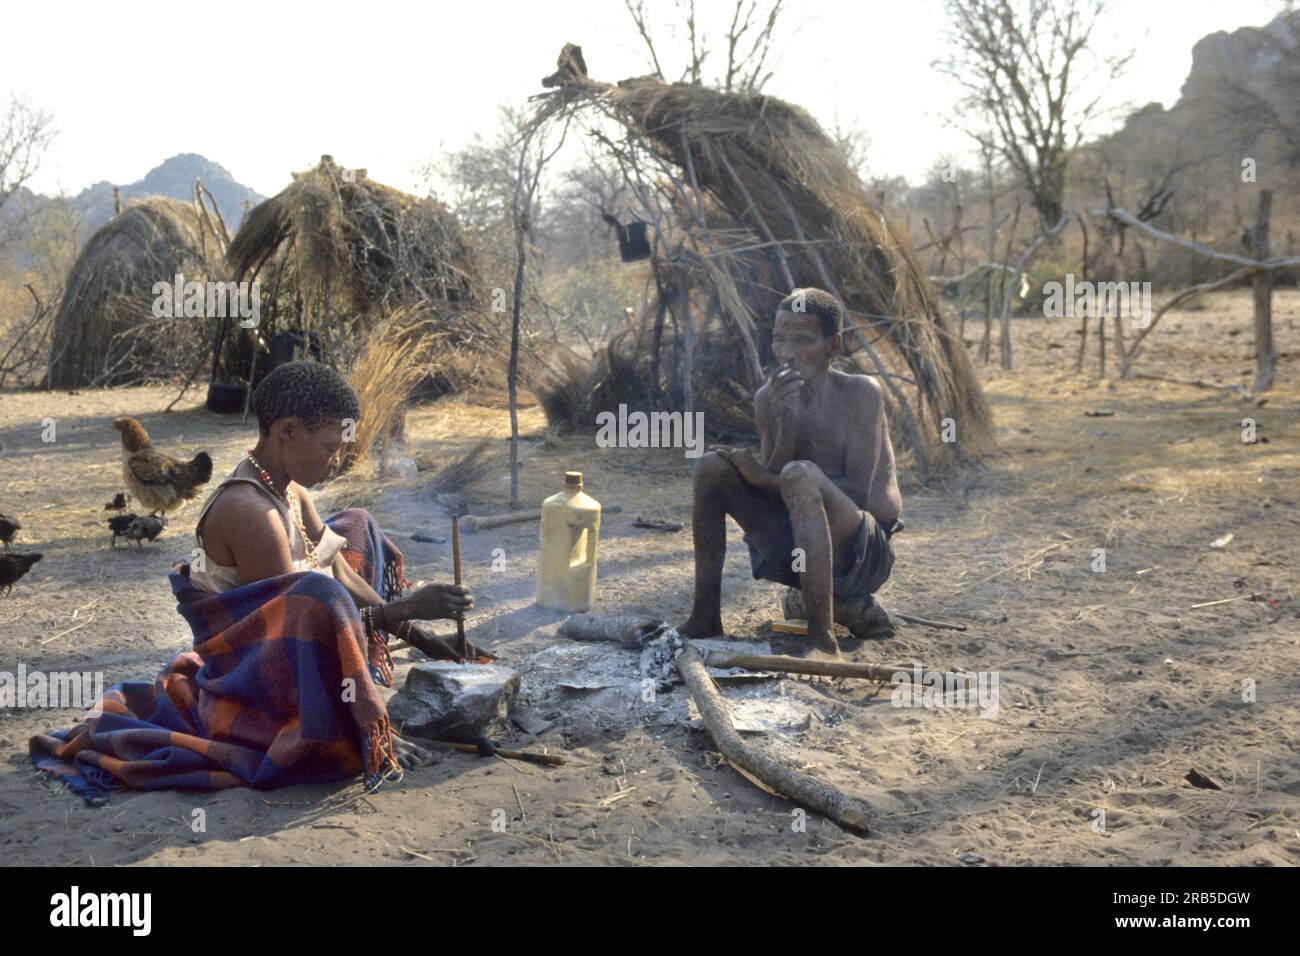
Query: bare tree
936 0 1131 228
624 0 787 93
0 96 57 250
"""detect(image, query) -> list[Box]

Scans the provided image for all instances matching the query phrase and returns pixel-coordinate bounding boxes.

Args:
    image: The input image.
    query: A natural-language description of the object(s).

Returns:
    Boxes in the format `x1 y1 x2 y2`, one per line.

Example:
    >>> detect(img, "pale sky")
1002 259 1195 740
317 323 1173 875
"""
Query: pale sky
2 0 1282 199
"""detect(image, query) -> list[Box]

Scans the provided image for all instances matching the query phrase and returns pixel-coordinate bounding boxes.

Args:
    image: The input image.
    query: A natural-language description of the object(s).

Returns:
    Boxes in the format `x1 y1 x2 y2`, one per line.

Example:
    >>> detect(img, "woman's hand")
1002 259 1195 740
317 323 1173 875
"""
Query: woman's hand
399 621 498 663
394 582 474 621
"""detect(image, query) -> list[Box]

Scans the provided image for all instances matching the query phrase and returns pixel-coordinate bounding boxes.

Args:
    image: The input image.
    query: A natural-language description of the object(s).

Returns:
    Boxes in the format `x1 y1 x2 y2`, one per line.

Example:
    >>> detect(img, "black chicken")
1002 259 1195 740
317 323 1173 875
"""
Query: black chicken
108 513 139 547
0 512 19 549
0 552 41 595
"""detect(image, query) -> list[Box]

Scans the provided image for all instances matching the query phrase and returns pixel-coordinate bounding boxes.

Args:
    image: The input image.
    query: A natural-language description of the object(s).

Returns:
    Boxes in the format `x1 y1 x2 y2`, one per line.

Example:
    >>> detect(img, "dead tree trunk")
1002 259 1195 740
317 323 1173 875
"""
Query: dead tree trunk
1252 190 1276 392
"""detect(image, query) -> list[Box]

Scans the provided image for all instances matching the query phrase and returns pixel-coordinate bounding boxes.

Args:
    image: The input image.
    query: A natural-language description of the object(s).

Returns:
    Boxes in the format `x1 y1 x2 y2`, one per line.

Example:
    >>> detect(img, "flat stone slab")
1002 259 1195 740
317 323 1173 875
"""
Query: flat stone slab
388 662 519 743
686 694 813 735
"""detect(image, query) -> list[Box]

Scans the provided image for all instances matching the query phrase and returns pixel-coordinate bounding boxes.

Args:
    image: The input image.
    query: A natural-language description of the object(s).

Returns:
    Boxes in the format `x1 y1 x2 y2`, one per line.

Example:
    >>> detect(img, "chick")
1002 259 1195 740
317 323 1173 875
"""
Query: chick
122 514 166 550
111 417 213 516
0 552 41 596
0 512 19 549
103 492 129 512
107 513 139 548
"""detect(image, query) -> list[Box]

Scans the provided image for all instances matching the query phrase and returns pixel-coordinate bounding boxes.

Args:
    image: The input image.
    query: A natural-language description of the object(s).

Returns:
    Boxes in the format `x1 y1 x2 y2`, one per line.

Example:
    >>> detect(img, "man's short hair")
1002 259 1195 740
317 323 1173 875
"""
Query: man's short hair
778 288 843 338
252 361 361 435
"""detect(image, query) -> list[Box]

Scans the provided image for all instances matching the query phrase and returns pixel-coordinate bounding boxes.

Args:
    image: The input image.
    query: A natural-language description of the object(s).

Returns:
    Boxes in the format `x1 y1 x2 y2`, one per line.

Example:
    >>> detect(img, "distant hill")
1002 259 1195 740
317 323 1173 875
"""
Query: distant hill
1099 10 1300 167
68 153 265 237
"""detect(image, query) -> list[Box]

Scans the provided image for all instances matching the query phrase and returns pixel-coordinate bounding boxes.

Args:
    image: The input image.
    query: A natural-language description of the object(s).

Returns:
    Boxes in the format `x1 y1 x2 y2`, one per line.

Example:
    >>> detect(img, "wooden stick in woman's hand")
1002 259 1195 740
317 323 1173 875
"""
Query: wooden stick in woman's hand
451 514 467 662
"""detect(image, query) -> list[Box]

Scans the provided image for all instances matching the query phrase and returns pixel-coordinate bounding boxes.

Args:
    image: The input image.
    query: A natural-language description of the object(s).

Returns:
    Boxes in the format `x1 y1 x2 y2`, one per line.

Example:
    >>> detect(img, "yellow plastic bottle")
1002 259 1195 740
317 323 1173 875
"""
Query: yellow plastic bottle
536 471 601 612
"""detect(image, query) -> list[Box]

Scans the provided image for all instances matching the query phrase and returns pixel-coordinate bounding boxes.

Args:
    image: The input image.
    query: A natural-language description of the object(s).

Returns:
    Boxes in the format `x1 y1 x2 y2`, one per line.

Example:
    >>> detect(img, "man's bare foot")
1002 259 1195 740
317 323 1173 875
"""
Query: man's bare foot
789 630 842 659
677 611 724 639
392 735 438 769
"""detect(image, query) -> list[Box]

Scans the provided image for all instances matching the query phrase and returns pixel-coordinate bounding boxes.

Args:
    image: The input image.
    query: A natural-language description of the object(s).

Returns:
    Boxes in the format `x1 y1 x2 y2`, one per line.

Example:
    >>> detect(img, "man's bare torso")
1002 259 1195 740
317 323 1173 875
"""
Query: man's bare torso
755 368 901 524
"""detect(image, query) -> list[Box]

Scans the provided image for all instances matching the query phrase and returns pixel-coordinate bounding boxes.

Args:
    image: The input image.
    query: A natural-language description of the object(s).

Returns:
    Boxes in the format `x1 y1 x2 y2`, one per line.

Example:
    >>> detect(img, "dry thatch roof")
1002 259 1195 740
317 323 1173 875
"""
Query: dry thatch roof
225 155 487 350
47 195 227 388
531 47 993 471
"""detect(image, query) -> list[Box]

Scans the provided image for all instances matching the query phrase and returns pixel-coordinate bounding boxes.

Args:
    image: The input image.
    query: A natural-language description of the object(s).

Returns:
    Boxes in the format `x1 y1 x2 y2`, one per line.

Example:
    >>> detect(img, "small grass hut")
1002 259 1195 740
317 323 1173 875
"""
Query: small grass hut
531 46 993 472
47 192 229 388
224 155 492 393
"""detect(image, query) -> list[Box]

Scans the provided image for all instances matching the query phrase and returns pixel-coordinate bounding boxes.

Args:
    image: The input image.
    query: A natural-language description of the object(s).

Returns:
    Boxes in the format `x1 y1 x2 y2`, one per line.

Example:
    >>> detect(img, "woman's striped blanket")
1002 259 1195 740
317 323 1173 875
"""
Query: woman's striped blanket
30 509 411 805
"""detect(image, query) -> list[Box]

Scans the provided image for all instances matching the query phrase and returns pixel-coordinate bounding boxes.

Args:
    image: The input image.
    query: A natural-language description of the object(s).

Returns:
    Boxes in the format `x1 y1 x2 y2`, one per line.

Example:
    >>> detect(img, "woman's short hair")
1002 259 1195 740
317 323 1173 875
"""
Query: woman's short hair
252 361 361 435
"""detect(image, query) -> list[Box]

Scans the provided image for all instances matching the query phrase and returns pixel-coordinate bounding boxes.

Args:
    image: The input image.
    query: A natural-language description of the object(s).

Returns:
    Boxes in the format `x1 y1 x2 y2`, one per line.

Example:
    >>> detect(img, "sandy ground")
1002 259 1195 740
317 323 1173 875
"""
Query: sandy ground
1 288 1297 867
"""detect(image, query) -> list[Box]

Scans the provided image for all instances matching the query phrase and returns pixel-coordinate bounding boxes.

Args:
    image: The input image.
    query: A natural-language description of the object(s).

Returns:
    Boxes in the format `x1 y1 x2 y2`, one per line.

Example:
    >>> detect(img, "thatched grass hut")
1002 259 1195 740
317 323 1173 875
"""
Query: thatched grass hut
47 196 227 388
531 47 993 472
224 155 491 385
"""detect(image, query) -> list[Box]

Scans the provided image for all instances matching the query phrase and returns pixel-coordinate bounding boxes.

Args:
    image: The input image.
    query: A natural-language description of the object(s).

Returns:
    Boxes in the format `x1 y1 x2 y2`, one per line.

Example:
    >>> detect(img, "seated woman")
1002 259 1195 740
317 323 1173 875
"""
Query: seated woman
32 362 479 804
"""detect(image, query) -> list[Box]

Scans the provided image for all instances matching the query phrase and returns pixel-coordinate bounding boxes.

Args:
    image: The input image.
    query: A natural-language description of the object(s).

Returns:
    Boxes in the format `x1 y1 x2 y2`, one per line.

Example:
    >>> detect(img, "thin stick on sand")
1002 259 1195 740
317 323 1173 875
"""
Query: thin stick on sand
891 611 967 631
430 739 565 767
676 644 871 836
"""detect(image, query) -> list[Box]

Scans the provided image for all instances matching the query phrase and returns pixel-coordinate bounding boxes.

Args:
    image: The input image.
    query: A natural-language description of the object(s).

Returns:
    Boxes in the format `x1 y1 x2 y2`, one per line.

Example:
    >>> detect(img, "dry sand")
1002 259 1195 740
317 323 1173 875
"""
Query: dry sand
0 288 1297 866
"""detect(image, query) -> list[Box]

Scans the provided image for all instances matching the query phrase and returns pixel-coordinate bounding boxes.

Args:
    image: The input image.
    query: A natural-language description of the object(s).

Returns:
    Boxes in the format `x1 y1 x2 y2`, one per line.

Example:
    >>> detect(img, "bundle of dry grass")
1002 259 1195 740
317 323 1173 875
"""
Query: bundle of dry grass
226 155 493 375
531 47 993 470
47 196 227 388
344 316 429 472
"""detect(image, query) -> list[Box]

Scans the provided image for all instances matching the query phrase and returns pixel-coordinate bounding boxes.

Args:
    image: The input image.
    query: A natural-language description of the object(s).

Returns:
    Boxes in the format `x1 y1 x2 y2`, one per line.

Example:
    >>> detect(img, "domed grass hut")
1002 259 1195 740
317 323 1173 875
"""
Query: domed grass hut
223 155 491 392
531 47 993 473
47 194 229 388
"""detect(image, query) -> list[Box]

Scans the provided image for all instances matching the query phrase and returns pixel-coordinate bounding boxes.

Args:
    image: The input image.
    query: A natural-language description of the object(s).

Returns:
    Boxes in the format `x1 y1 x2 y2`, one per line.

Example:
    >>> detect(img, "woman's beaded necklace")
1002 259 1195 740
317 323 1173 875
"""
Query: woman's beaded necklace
244 451 321 570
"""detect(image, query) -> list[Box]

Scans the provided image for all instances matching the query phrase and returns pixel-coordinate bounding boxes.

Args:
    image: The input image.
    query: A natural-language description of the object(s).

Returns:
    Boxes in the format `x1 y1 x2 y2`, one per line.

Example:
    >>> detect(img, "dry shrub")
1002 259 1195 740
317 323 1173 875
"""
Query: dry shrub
536 323 756 442
344 318 426 470
427 437 499 495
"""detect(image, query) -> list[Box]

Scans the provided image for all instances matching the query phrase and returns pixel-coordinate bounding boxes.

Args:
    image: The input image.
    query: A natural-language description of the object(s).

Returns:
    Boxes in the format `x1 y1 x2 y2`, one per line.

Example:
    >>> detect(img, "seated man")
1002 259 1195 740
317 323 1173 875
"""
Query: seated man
678 288 903 658
33 361 479 804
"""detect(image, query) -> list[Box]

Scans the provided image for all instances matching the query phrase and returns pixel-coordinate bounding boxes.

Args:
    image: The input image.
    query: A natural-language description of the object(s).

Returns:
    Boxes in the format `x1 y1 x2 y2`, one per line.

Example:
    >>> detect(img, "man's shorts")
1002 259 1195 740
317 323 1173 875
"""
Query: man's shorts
744 510 899 605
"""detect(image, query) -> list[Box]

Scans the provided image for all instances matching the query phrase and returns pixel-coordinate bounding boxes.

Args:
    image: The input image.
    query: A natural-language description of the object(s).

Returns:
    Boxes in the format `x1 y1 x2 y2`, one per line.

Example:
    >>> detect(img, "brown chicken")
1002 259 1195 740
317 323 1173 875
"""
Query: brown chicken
112 417 213 516
0 552 41 596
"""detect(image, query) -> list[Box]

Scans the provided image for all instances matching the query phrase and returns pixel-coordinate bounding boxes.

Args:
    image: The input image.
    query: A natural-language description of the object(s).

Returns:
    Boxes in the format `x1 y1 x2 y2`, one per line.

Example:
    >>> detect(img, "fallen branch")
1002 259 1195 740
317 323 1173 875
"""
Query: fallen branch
704 650 967 686
1120 267 1253 375
1134 372 1255 402
676 643 871 836
462 504 622 532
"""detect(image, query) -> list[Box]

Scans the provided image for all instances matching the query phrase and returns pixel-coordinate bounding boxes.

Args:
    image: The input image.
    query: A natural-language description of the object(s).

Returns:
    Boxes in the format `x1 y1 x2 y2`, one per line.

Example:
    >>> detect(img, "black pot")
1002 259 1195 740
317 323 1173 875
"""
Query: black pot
206 382 245 414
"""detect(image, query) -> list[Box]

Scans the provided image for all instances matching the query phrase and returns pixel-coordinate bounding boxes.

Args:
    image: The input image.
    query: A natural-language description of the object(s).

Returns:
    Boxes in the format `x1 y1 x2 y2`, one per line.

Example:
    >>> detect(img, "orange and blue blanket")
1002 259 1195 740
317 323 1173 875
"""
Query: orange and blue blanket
30 509 411 805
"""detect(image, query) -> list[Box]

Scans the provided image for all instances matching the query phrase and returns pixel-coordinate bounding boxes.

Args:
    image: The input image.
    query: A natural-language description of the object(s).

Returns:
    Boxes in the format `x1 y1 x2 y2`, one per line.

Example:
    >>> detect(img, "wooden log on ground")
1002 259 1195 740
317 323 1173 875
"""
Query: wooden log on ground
559 613 666 647
677 643 871 836
703 650 965 687
462 504 621 532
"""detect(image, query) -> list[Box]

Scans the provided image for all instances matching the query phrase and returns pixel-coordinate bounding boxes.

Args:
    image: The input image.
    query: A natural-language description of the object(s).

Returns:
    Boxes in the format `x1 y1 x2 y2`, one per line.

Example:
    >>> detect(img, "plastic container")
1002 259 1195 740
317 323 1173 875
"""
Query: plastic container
536 471 601 612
